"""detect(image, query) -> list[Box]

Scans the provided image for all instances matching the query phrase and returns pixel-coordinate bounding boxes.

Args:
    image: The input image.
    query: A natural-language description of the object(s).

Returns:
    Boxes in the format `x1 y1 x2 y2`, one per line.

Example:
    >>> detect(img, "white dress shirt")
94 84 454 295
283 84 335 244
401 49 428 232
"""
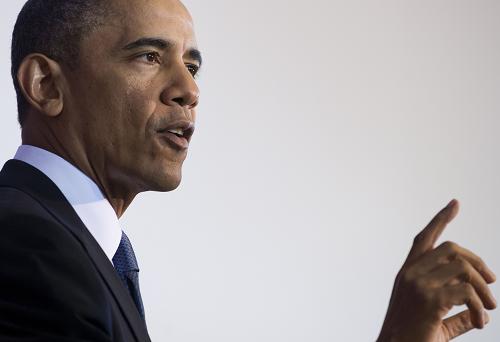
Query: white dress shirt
13 145 122 263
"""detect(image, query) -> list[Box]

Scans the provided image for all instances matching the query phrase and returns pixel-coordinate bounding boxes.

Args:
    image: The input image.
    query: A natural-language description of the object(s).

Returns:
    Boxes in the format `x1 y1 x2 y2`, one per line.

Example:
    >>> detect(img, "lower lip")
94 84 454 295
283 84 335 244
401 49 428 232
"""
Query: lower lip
157 131 189 150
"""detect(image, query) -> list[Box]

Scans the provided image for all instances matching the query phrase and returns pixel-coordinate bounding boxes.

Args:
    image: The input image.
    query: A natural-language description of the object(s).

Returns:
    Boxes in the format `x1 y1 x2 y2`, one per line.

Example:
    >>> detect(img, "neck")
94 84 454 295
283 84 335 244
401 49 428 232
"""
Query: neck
21 124 138 218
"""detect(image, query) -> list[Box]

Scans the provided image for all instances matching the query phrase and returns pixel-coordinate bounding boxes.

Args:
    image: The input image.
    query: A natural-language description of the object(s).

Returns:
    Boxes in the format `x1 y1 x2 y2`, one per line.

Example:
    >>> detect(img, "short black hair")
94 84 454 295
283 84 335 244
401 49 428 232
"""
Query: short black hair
11 0 110 127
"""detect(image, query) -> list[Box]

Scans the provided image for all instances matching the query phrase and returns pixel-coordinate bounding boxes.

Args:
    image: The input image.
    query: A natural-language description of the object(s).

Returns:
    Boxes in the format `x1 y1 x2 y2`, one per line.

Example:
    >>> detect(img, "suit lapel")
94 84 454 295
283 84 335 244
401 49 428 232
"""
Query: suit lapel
0 159 151 342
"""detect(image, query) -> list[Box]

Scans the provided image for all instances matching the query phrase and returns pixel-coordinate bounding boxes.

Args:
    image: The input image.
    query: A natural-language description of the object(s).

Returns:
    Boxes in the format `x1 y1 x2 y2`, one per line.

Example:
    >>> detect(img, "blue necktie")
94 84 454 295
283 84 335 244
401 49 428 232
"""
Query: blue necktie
112 231 145 320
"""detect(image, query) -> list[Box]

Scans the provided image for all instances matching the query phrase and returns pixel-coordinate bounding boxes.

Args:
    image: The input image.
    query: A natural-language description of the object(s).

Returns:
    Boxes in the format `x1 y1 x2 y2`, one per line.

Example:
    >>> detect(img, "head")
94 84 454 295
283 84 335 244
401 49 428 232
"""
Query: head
12 0 201 198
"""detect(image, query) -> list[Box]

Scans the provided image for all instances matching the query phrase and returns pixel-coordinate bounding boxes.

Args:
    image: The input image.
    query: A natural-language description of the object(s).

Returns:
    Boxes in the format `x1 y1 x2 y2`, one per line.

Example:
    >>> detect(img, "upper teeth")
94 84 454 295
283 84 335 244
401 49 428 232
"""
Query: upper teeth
167 128 184 136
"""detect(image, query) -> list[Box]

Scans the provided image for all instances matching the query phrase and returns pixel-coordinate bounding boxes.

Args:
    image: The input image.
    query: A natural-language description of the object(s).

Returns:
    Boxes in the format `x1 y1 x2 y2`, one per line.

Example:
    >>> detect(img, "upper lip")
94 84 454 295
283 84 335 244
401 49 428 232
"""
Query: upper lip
157 120 195 142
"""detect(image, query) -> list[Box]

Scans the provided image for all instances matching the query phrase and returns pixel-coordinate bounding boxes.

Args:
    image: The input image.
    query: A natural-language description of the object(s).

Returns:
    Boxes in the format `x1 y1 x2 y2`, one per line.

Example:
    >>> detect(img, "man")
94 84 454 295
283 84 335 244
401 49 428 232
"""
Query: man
1 0 199 340
0 0 495 341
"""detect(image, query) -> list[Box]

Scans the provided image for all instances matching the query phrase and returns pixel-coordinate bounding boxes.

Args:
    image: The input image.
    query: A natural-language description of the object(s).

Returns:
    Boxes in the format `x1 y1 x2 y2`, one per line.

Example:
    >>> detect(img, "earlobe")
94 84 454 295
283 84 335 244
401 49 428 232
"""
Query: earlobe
17 54 64 118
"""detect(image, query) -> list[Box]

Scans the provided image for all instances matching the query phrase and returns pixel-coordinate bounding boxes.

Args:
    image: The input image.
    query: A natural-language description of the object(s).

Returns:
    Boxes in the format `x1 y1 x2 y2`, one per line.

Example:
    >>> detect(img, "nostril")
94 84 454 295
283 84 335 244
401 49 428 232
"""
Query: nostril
171 96 198 109
172 97 184 106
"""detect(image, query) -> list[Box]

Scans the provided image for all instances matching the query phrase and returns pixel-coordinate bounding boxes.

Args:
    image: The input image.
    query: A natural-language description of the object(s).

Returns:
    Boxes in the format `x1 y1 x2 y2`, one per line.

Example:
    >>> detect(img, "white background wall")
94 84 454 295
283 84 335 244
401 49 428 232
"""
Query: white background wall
1 1 499 341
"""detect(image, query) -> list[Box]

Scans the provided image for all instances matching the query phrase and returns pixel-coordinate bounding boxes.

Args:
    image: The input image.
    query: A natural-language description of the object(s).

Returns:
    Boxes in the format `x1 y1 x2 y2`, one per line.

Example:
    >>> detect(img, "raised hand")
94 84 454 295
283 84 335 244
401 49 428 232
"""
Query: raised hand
377 200 497 341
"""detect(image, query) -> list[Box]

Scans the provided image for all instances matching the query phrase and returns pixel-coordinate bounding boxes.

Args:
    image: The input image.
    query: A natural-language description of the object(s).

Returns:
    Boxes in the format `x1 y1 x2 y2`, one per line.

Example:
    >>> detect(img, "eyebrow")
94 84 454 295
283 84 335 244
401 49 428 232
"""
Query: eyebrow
122 37 203 66
188 49 203 67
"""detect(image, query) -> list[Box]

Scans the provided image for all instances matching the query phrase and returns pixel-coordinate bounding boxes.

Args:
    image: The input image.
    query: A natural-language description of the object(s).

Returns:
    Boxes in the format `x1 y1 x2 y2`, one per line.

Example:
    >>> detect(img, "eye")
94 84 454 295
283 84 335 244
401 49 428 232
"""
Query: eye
137 52 161 65
186 64 200 78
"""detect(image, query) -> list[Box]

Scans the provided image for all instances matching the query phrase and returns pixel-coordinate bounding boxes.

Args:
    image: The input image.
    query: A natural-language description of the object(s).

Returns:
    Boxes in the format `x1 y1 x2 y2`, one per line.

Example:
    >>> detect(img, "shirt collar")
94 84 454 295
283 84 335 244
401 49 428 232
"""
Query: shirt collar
13 144 122 262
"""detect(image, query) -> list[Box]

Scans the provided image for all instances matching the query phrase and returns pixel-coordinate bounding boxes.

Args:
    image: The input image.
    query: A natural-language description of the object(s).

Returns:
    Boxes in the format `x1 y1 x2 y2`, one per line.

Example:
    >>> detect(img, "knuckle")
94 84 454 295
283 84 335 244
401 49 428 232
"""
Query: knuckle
455 257 468 270
440 241 460 260
463 283 475 297
477 256 486 266
400 268 414 285
436 210 447 221
414 278 430 297
461 267 473 283
475 256 487 271
441 240 458 252
468 295 483 311
413 232 424 245
422 289 435 305
436 209 451 224
436 293 449 309
457 311 472 327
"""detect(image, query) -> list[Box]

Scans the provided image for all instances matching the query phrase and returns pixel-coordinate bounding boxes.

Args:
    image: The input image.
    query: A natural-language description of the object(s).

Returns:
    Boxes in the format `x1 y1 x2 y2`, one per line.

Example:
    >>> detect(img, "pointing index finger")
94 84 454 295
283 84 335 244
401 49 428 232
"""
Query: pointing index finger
407 199 459 263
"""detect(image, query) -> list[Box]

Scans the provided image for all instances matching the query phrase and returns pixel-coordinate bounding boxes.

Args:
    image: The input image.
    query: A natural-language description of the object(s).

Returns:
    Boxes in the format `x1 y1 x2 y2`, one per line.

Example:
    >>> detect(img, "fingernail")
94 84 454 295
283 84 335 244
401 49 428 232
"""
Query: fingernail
446 199 455 209
489 270 497 283
483 311 490 325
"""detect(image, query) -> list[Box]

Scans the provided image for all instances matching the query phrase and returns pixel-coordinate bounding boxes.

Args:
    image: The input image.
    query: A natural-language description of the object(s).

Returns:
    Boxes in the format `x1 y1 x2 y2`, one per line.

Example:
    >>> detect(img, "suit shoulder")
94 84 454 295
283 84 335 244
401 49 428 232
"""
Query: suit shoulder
0 186 74 245
0 186 53 218
0 187 114 339
0 186 95 283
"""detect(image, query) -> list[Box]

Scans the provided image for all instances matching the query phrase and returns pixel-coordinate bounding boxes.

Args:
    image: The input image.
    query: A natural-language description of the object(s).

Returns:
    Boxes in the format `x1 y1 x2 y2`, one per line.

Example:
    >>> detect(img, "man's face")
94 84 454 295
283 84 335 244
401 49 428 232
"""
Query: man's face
63 0 201 193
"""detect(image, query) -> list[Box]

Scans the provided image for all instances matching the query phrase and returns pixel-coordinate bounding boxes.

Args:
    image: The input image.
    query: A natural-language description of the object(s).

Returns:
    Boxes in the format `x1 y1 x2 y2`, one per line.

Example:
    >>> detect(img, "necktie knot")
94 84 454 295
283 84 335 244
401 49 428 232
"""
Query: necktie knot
113 231 139 273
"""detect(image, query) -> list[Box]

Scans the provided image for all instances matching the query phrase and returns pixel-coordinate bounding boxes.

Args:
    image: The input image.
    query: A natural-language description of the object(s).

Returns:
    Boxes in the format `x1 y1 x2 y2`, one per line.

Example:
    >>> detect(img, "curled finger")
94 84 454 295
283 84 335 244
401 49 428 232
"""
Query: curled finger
437 283 485 329
422 257 496 310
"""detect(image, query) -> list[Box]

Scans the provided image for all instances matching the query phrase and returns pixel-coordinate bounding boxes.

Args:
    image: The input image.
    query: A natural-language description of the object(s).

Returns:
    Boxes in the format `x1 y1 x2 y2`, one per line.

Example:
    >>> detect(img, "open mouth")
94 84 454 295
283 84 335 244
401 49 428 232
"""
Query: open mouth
163 127 193 141
157 122 195 150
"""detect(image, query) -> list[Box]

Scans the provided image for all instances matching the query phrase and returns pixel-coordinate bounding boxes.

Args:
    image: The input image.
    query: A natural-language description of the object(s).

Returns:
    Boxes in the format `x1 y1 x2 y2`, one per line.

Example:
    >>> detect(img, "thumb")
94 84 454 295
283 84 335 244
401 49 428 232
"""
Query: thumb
443 310 490 340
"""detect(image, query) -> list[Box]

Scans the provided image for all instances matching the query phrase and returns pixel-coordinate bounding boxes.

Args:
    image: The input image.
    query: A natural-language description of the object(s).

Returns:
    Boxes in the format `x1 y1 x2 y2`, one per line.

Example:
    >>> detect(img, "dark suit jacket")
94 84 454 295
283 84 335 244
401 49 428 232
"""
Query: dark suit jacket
0 159 151 342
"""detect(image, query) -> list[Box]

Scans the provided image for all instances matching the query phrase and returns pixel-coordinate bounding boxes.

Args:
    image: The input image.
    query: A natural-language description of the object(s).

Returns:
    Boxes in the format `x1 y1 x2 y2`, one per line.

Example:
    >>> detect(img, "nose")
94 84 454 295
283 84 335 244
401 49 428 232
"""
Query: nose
160 63 200 109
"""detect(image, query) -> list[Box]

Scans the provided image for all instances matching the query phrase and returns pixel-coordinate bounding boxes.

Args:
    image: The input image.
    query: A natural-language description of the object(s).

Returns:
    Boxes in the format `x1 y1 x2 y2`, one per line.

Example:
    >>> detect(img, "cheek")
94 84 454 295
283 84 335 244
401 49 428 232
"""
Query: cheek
89 68 156 116
123 80 159 134
72 66 161 149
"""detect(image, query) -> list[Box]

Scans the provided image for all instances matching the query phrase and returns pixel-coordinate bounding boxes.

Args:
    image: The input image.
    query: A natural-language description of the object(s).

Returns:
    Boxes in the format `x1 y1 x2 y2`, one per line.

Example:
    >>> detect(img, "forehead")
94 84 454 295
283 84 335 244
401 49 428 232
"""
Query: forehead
106 0 197 50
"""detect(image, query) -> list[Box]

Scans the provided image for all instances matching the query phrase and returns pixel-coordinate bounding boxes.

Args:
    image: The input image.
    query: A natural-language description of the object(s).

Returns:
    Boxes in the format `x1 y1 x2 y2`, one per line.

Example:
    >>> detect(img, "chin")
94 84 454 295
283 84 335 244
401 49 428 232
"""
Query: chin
156 178 182 192
147 169 183 192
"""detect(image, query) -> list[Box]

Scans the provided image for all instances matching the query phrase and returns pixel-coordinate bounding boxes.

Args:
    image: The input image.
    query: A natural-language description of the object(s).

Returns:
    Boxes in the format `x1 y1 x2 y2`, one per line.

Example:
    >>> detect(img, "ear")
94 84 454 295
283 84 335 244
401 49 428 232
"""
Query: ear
17 54 64 118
